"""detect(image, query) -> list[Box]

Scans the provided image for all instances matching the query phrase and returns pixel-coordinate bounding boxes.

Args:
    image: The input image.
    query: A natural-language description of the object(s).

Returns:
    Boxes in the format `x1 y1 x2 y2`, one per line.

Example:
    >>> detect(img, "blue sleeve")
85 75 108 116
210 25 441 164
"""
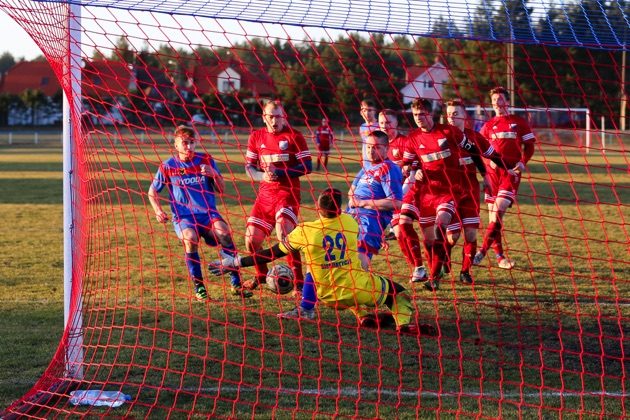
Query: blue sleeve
151 167 167 193
383 163 403 200
210 157 222 176
352 169 365 188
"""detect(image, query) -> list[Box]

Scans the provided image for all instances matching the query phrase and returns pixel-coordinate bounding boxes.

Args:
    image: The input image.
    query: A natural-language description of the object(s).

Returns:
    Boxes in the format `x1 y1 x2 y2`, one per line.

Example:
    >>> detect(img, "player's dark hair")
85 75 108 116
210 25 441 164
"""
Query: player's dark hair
490 86 510 100
368 130 389 146
379 108 398 118
446 99 465 108
318 188 343 218
361 98 375 108
174 125 195 140
411 98 433 113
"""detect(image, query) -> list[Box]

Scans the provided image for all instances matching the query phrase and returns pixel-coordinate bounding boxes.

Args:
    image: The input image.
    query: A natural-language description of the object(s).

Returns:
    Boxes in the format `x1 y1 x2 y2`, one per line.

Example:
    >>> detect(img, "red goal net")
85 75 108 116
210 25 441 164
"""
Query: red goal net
1 0 628 418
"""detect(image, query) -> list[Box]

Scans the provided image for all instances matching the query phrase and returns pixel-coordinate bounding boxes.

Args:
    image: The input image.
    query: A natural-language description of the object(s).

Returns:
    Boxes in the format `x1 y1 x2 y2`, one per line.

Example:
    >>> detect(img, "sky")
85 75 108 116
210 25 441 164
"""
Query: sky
0 0 571 63
0 11 42 60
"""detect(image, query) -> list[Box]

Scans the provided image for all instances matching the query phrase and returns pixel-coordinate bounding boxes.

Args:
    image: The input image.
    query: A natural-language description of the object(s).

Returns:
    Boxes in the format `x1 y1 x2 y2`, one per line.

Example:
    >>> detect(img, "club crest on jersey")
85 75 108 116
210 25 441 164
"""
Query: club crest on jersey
278 139 289 150
392 148 400 158
179 168 186 175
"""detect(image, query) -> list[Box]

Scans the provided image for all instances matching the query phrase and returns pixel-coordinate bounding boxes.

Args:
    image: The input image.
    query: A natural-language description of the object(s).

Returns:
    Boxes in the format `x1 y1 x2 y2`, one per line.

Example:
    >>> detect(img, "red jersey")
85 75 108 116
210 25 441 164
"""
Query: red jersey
387 134 408 168
480 114 535 168
403 123 465 191
315 125 334 143
246 127 311 191
460 128 494 180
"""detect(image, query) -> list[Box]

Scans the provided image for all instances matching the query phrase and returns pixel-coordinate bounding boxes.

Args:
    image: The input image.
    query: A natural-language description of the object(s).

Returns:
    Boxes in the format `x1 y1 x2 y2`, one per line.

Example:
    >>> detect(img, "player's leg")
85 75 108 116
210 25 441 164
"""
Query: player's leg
355 213 382 270
458 192 480 284
397 190 426 283
244 199 274 290
460 226 477 284
243 224 269 290
425 205 454 292
277 271 317 320
175 221 207 300
211 217 253 298
276 209 304 294
444 222 461 275
381 277 436 335
491 196 514 269
475 168 500 265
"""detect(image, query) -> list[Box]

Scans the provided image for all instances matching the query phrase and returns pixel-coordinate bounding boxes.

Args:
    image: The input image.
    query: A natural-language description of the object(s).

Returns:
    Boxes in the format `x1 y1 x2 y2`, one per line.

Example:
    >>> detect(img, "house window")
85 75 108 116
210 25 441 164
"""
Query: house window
423 80 434 89
221 81 230 92
41 77 49 86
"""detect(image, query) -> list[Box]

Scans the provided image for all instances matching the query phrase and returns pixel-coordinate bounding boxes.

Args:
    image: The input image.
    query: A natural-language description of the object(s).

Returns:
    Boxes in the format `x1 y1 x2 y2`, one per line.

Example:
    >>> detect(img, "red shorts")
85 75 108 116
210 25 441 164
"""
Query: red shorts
247 187 301 234
456 178 481 229
399 184 457 228
317 140 330 153
419 192 457 228
398 184 423 222
484 164 521 205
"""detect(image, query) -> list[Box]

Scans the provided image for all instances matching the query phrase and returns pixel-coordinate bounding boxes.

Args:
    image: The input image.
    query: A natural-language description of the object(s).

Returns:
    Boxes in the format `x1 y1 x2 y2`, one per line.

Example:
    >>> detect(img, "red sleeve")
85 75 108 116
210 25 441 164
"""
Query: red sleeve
246 130 258 166
472 131 492 155
293 131 312 163
402 134 418 165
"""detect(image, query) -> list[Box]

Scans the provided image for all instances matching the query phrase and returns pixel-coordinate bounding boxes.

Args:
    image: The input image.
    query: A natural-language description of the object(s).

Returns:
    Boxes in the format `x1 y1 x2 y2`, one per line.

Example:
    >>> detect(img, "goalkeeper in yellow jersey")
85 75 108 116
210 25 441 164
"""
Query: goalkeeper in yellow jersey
209 188 436 336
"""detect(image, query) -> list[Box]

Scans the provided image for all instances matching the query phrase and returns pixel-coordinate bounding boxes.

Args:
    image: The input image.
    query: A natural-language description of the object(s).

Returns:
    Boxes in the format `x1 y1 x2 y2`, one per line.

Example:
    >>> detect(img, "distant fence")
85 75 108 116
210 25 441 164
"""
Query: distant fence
0 131 62 145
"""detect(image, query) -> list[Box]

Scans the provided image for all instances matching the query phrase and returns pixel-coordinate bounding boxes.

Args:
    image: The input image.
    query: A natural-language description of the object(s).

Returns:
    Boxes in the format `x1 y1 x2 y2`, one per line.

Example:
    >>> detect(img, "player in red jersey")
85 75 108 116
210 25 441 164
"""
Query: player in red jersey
399 99 505 291
378 109 426 279
445 99 500 285
314 117 334 171
474 87 536 269
243 100 312 292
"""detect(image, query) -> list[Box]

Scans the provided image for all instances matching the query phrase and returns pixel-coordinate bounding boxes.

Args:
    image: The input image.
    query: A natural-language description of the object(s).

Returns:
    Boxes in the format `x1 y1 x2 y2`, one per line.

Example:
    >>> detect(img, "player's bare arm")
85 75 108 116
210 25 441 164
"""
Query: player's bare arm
148 185 169 223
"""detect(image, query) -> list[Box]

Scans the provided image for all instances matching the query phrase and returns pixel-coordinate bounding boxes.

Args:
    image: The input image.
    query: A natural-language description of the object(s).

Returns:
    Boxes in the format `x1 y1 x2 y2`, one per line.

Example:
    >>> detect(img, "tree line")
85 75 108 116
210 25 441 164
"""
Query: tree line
1 0 628 127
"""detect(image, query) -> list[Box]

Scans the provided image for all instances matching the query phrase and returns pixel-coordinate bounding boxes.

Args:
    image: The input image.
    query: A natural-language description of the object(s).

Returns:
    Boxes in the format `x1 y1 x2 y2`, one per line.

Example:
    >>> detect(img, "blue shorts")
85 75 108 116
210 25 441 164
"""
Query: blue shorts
353 212 390 256
173 211 225 246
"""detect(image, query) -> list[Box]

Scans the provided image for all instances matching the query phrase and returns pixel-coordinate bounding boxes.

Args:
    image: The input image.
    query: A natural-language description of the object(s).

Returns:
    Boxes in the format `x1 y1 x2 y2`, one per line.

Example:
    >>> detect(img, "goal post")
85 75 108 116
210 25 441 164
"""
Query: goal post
62 1 84 381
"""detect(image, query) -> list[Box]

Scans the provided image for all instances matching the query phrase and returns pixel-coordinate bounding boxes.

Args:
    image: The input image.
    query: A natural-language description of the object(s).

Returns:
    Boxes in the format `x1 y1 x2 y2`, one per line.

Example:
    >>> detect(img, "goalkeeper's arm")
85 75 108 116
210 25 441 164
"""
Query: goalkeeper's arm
209 244 288 274
239 244 287 267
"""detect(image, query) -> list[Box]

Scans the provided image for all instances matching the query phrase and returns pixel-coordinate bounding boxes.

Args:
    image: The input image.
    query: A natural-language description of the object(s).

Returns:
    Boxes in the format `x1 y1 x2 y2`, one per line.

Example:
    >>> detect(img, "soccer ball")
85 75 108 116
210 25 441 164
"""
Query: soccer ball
265 264 294 295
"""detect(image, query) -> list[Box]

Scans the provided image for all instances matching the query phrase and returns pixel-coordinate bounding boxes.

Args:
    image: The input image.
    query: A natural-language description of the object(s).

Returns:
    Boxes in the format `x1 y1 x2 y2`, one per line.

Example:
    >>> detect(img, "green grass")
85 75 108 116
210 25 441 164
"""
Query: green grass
0 136 628 418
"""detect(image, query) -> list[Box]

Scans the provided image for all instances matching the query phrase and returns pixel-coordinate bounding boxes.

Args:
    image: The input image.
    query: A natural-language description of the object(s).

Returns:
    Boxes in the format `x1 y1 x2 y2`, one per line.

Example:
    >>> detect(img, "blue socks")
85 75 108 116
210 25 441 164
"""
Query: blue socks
185 252 203 281
300 272 317 310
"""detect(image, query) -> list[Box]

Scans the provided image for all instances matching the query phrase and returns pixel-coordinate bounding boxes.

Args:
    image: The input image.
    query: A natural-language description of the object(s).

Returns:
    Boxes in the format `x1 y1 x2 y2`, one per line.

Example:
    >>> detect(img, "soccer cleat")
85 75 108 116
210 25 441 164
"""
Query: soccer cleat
277 306 315 320
230 285 253 298
459 271 474 285
397 323 437 336
472 251 486 266
497 257 515 270
194 284 209 301
423 278 440 292
410 266 428 283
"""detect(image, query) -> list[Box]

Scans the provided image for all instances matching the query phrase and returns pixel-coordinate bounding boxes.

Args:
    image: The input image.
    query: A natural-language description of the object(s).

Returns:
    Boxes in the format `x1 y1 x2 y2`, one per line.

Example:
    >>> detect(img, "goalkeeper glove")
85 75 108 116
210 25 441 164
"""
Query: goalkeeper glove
208 252 241 276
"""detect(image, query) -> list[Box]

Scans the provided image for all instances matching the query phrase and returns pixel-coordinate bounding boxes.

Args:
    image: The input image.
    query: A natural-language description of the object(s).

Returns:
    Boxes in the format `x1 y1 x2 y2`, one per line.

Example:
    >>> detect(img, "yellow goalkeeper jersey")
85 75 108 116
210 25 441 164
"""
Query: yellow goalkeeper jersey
279 213 388 307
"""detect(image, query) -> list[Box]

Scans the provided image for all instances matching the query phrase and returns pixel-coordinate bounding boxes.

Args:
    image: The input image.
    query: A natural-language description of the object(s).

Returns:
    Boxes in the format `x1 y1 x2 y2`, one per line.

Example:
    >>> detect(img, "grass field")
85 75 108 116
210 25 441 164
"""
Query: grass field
0 131 628 418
